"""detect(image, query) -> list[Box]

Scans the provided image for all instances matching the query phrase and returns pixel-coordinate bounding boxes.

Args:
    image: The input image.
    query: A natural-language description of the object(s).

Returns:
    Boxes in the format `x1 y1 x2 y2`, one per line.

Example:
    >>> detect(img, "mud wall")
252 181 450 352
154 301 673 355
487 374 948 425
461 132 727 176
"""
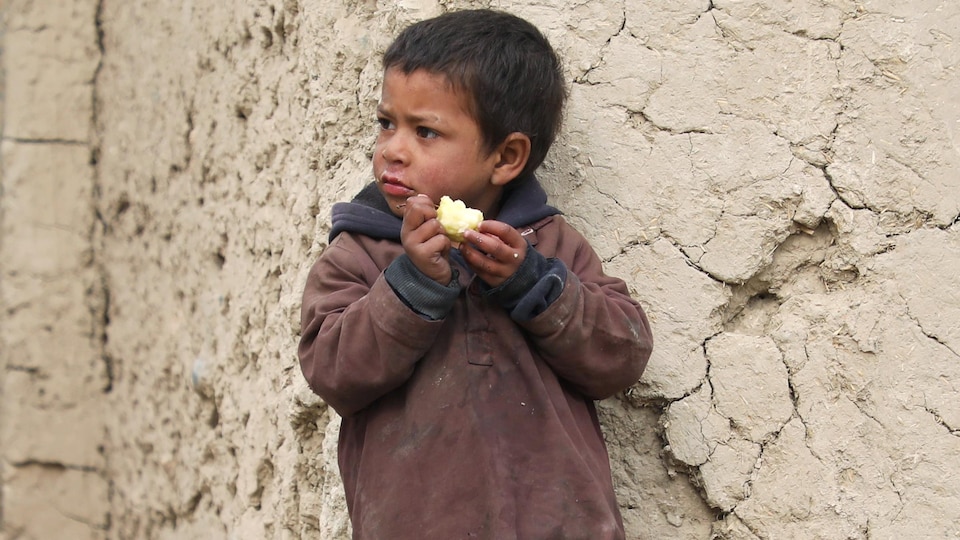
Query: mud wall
2 0 958 538
0 0 108 538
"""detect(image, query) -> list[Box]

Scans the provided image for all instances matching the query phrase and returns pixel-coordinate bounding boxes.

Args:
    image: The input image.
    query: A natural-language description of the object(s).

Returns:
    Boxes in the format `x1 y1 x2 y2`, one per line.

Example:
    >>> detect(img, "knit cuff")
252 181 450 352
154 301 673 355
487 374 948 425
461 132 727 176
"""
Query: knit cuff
483 245 567 321
385 254 461 321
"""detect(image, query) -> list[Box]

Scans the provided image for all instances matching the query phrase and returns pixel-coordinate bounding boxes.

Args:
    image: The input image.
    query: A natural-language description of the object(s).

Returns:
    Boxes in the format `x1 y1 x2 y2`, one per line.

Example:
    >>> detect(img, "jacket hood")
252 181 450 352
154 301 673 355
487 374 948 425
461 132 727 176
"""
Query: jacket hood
329 175 561 242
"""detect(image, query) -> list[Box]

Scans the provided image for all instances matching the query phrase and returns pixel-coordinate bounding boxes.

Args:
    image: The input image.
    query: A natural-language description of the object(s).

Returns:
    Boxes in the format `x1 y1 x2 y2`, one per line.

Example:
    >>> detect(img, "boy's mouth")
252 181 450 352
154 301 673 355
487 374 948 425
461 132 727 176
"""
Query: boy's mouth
380 174 415 198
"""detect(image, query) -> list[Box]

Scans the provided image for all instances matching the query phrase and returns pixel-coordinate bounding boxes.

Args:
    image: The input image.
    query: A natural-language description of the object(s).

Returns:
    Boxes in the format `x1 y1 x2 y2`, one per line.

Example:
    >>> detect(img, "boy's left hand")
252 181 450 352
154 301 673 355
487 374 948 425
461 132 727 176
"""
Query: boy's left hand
460 221 526 288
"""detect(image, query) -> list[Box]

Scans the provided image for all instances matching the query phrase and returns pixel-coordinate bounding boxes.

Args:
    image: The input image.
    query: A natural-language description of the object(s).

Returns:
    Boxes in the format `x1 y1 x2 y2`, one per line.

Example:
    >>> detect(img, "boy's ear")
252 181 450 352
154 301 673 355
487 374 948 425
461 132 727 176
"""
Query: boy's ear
490 132 531 186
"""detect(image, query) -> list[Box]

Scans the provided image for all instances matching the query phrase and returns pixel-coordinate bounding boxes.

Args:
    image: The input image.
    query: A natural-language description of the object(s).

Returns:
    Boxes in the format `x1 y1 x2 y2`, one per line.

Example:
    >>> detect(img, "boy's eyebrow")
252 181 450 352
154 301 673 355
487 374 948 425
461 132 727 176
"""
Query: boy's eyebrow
376 104 443 125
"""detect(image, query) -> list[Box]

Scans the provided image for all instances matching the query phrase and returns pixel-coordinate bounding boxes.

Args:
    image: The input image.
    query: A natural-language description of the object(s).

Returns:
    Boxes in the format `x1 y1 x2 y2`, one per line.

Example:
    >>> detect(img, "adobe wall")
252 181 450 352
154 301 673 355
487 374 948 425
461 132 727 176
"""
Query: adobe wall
2 0 958 538
0 0 107 538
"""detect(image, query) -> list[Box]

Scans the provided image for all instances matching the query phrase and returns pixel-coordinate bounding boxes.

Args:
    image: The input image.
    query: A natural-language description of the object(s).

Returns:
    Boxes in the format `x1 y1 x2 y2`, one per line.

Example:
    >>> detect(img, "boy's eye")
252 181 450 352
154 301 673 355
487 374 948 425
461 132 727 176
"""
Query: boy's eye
416 126 438 139
377 117 394 130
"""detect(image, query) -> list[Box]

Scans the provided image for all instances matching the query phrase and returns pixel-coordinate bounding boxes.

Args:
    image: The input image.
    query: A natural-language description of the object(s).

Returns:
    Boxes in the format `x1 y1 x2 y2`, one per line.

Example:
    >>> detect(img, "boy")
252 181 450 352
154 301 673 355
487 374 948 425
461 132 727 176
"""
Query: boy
299 9 653 539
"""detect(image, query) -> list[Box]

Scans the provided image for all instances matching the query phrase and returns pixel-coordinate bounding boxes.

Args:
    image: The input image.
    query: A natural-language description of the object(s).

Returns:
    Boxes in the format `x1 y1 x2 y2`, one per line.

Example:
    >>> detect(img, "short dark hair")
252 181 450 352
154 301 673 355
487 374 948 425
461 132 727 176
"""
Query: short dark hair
383 9 566 181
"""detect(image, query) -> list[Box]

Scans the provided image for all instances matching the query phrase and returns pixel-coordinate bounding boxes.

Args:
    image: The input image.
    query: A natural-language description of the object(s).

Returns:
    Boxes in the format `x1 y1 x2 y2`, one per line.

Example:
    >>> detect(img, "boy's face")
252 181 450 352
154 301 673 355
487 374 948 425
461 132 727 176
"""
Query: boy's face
374 67 503 217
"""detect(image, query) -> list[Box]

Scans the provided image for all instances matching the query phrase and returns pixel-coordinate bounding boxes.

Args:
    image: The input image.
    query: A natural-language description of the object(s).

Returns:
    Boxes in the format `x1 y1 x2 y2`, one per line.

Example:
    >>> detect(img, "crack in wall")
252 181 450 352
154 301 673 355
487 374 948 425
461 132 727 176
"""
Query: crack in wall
920 403 959 437
897 291 960 359
7 459 101 473
89 1 114 533
1 137 87 145
634 108 714 136
93 0 111 394
572 3 627 84
655 212 870 521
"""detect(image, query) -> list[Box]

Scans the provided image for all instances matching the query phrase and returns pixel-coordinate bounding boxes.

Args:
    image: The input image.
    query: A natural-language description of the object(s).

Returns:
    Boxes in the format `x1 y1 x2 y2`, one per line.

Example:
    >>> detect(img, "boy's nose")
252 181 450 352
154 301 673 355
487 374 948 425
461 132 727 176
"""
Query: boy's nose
380 133 410 163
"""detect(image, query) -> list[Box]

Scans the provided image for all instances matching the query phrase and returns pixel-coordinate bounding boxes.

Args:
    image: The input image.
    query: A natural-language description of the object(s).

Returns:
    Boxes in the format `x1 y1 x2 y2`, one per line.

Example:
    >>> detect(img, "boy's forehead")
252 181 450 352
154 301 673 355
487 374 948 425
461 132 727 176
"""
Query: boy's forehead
382 66 451 89
379 67 473 115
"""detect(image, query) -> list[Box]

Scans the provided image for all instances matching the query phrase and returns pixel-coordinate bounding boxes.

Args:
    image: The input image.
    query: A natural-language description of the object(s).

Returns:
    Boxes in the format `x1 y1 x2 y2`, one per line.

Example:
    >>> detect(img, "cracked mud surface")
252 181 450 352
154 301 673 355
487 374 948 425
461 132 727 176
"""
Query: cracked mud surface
3 0 958 538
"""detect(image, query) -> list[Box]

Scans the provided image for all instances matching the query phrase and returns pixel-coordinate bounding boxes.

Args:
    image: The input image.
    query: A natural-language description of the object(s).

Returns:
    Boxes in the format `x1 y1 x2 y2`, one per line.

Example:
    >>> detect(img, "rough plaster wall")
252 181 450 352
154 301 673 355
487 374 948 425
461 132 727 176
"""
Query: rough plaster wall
2 0 954 538
0 0 108 538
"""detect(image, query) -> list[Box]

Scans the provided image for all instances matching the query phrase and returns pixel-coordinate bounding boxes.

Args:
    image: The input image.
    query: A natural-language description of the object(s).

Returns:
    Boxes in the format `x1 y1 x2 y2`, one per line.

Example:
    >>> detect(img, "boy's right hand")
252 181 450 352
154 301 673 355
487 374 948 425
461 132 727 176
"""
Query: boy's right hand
400 194 454 285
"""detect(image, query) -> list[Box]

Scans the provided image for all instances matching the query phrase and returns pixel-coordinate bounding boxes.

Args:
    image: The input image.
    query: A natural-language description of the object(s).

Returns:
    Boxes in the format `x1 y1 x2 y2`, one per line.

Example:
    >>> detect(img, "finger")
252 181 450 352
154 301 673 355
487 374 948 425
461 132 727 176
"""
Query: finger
475 220 525 251
462 241 518 277
407 219 447 248
426 232 452 256
401 197 438 234
461 248 516 288
464 231 523 263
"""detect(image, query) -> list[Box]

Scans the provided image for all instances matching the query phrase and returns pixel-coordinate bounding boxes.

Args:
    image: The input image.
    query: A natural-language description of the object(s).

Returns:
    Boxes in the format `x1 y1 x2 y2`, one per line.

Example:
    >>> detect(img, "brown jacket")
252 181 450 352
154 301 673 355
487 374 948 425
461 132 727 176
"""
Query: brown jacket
299 214 652 539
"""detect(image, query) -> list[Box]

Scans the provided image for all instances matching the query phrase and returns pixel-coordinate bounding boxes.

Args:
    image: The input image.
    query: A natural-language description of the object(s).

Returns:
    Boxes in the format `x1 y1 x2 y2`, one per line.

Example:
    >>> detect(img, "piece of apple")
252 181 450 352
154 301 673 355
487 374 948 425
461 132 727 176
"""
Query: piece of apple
436 196 483 242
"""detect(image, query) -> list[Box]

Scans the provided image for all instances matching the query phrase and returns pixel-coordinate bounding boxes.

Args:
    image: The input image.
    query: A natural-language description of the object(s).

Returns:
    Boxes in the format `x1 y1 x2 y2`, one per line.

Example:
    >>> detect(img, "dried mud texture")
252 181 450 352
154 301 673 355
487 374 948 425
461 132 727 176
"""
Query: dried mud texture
1 0 109 538
2 0 958 539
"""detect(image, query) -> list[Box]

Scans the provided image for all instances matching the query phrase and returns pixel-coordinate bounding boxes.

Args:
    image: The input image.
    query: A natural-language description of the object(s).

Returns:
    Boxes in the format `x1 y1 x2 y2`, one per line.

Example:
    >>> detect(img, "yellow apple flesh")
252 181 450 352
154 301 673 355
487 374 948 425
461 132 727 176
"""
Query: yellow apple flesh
436 196 483 243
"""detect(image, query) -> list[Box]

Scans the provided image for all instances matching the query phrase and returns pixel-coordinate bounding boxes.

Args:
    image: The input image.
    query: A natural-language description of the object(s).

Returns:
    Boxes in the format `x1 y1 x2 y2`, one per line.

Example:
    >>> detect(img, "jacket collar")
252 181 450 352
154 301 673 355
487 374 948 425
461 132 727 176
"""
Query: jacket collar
329 174 561 242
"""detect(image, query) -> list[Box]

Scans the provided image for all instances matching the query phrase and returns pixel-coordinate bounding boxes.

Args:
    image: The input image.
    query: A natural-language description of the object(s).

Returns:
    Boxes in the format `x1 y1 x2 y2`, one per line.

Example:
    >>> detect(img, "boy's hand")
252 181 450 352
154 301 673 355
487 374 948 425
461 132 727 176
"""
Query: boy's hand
400 195 453 284
461 221 526 288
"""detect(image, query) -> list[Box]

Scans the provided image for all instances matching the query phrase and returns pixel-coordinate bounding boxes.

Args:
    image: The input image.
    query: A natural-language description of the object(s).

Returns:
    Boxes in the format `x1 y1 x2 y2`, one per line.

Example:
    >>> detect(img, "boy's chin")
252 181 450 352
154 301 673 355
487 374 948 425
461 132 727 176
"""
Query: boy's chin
377 190 407 216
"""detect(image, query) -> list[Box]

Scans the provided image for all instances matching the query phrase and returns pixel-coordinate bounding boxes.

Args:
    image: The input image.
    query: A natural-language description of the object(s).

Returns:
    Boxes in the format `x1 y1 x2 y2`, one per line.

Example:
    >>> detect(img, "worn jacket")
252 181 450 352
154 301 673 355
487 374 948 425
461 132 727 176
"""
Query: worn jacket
299 178 653 539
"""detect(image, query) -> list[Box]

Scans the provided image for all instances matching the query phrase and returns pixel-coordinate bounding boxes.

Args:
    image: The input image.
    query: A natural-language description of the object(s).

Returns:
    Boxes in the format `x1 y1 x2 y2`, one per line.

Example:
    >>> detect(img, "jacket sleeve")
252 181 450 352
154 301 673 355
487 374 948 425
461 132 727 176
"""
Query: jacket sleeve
297 237 446 417
518 227 653 400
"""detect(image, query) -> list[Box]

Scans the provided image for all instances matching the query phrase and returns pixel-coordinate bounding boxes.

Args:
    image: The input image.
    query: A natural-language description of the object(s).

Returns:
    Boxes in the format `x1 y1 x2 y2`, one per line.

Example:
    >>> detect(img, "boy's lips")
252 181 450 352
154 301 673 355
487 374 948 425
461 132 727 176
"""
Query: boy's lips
381 174 415 198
